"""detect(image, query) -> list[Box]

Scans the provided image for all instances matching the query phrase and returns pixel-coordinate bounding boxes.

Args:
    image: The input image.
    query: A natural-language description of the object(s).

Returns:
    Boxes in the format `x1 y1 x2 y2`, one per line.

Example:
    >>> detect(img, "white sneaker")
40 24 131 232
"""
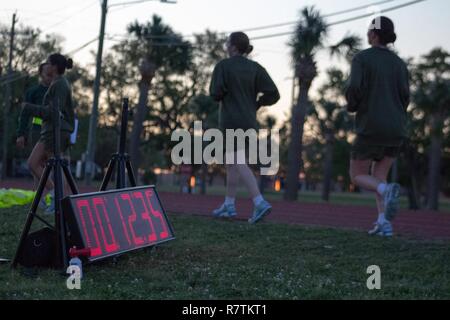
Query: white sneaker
384 183 401 221
212 203 237 218
368 222 394 237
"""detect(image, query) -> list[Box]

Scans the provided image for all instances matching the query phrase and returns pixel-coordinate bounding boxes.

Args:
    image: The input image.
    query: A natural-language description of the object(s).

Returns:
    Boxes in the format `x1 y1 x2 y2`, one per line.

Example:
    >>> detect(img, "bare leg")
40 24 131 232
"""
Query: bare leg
372 157 395 214
226 164 239 199
235 164 261 199
349 159 379 192
350 159 379 224
27 142 53 191
370 163 384 214
350 157 397 235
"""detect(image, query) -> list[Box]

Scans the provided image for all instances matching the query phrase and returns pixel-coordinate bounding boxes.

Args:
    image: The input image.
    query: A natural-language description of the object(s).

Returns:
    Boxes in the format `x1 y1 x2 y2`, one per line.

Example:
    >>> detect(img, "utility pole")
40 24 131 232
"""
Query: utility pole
291 72 297 109
84 0 176 185
1 13 17 180
85 0 108 185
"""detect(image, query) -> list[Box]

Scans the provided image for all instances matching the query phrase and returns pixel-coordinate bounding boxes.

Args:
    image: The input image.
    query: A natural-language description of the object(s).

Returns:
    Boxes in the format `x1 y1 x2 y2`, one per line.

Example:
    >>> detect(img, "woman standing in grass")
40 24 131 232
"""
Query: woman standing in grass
16 53 75 214
346 16 410 236
16 63 52 209
209 32 280 224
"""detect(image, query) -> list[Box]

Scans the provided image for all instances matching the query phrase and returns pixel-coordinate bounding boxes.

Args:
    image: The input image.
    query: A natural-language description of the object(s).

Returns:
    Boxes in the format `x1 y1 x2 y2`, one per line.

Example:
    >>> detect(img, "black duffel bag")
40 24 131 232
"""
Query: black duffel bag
18 227 56 268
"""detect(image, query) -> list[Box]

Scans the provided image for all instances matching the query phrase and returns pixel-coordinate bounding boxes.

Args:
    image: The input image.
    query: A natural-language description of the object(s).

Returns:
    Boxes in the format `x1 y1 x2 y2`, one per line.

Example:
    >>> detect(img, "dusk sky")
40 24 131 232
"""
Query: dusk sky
1 0 449 123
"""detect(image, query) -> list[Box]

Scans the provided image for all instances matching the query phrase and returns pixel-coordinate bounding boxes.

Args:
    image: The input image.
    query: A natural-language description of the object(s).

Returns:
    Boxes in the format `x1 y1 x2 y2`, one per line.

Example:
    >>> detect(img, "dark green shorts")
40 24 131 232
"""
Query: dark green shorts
39 132 71 154
351 143 401 162
30 126 42 147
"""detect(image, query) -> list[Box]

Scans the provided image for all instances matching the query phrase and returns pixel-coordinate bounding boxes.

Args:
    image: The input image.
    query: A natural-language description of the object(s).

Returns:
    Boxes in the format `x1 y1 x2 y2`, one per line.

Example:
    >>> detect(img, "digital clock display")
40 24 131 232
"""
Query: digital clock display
62 186 175 262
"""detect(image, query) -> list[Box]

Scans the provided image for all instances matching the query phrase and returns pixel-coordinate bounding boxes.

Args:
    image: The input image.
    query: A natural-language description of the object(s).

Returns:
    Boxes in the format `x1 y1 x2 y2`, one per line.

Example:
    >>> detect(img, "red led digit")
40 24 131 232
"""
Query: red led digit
75 200 102 257
69 187 174 261
144 190 169 239
114 196 132 246
133 192 157 243
92 197 119 253
120 193 145 245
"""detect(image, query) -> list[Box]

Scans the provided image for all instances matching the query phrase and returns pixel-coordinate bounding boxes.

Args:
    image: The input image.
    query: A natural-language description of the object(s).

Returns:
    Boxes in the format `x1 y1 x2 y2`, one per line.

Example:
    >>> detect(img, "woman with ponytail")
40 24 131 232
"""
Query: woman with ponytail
209 32 280 224
16 53 75 214
346 16 410 237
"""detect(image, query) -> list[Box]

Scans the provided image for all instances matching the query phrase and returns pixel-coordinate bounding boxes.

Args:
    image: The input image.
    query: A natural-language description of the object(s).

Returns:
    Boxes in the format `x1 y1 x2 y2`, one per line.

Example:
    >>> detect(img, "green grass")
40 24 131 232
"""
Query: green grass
158 185 450 212
1 205 450 300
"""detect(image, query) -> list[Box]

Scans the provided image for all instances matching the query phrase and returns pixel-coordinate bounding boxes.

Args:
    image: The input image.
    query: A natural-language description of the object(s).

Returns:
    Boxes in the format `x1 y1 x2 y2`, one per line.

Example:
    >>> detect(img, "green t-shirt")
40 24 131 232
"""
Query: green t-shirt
209 55 280 130
345 47 410 146
17 75 74 139
17 84 48 136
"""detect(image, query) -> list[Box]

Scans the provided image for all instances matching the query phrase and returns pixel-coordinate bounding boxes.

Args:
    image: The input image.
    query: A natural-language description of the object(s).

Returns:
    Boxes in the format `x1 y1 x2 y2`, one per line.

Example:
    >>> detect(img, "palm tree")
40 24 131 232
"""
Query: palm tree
312 69 353 201
259 115 277 194
127 15 192 173
188 94 220 194
411 48 450 210
285 5 361 201
185 33 227 194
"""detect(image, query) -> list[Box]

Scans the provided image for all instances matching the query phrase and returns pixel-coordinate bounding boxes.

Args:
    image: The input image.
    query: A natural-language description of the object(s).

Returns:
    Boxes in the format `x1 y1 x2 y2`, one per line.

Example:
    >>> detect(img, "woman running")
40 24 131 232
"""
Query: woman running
16 53 75 213
209 32 280 224
346 16 410 236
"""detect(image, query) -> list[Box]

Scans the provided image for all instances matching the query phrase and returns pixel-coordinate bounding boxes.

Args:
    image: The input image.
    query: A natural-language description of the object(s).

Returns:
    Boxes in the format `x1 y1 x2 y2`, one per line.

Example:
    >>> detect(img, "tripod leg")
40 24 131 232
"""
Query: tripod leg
125 160 137 187
54 160 69 270
117 157 126 189
62 162 79 194
100 157 117 191
11 163 53 268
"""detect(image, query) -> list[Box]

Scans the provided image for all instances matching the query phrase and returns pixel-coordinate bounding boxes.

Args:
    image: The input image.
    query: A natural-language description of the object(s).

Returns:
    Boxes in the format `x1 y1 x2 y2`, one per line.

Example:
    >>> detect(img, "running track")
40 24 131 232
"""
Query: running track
2 179 450 241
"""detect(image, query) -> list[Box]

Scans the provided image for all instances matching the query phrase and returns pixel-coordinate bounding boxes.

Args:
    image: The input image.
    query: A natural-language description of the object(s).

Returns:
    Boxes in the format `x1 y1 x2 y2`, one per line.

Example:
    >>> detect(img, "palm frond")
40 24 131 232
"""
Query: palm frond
127 14 193 74
289 6 328 61
330 34 363 62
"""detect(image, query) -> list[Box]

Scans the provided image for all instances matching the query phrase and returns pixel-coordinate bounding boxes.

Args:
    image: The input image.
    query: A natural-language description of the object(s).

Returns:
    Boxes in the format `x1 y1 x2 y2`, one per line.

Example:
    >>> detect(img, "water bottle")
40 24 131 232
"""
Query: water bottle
69 247 84 279
69 256 82 279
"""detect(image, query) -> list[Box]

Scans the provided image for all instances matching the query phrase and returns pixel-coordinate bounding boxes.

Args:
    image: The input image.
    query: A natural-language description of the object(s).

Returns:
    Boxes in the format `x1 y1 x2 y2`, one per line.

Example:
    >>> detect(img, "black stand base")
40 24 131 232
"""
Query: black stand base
100 98 136 191
100 153 137 191
11 158 79 270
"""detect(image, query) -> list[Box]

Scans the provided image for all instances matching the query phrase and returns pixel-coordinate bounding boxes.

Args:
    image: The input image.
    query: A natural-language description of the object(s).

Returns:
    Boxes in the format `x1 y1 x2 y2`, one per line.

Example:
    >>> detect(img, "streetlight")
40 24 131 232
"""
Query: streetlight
84 0 177 185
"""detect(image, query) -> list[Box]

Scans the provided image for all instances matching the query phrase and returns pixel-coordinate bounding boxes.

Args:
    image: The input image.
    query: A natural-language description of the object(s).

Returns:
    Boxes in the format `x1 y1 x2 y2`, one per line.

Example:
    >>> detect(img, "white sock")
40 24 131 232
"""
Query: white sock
224 197 235 206
253 195 264 206
377 213 387 225
377 183 387 196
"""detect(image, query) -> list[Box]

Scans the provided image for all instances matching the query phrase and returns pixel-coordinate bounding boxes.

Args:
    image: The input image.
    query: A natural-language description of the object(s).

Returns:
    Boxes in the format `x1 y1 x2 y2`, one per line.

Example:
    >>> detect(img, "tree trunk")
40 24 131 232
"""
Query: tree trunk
321 136 334 202
200 163 207 195
129 60 155 174
208 173 214 186
405 145 421 210
259 131 272 195
426 133 442 211
407 185 420 210
259 175 267 195
284 86 310 201
390 160 398 183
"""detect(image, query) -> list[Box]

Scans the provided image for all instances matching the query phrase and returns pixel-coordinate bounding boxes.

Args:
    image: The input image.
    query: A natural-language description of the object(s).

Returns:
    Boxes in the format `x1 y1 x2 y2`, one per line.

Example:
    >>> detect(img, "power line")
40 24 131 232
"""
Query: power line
0 0 428 87
66 37 100 55
0 37 103 87
108 0 176 13
109 0 402 41
250 0 427 41
2 5 91 24
39 0 98 33
230 0 397 34
106 0 427 47
29 1 97 21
